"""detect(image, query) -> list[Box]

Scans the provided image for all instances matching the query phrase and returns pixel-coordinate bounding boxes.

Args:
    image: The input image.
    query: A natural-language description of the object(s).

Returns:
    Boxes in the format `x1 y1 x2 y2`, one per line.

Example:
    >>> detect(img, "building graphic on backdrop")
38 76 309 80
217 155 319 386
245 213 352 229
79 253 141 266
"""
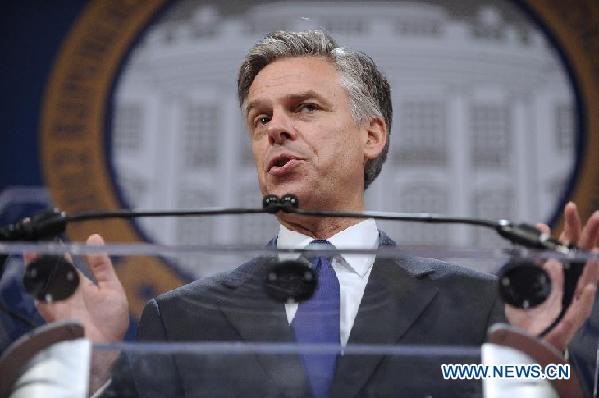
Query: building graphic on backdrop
112 1 574 275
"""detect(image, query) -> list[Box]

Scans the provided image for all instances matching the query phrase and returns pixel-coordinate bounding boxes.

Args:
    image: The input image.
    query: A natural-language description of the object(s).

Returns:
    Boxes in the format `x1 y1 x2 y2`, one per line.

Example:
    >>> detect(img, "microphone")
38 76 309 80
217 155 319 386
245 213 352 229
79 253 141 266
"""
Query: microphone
0 194 588 319
22 256 80 303
0 200 302 305
260 194 589 335
493 220 585 334
0 208 67 242
263 258 317 304
0 208 79 308
266 196 572 253
0 194 570 252
494 220 570 253
0 209 71 326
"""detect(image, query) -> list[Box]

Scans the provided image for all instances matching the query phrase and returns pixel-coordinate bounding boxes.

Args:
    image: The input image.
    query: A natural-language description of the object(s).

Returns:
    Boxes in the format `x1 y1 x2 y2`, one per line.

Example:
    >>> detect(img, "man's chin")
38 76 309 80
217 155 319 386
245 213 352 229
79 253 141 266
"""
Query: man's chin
265 186 311 207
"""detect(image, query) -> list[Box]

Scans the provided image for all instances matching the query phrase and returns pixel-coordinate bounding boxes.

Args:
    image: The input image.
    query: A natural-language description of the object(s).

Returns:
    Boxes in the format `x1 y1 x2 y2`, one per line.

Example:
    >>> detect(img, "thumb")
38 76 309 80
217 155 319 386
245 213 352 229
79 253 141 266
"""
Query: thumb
85 234 119 288
535 223 551 236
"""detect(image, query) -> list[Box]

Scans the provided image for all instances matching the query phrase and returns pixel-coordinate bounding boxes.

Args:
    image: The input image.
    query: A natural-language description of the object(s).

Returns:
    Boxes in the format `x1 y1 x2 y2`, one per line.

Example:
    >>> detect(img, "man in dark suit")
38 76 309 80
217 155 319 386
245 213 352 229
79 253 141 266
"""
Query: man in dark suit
104 231 503 397
34 30 599 397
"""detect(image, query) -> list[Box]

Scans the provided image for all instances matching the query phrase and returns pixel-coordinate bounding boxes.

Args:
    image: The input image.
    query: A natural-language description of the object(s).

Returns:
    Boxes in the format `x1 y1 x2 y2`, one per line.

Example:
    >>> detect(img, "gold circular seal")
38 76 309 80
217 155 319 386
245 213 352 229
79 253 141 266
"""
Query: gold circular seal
526 0 599 230
39 0 180 316
40 0 599 317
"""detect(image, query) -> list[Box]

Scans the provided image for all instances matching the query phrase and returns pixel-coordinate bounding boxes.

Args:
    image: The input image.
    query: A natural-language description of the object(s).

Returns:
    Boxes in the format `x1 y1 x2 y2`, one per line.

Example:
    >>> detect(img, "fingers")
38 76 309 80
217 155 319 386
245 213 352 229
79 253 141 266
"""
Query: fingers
579 210 599 250
23 252 39 264
35 301 69 322
84 234 119 288
543 259 563 316
571 208 599 293
578 283 596 320
545 283 596 351
560 202 582 245
35 301 55 321
544 259 563 290
574 248 599 296
536 223 551 236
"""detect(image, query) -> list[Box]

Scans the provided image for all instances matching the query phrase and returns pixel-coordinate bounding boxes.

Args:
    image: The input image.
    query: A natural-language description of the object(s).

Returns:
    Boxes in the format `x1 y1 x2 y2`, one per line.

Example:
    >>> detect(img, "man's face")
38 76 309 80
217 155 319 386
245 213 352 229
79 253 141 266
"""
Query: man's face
244 56 373 211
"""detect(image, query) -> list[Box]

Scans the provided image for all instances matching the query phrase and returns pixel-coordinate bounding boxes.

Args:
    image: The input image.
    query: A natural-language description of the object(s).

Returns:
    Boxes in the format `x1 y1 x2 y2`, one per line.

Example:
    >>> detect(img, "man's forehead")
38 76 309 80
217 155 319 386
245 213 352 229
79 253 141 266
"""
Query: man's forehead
243 57 341 112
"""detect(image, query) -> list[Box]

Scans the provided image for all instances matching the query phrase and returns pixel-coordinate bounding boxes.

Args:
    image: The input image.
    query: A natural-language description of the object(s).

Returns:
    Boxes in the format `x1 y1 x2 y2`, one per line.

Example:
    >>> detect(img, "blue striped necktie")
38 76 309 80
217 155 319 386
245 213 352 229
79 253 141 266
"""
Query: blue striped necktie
292 240 340 398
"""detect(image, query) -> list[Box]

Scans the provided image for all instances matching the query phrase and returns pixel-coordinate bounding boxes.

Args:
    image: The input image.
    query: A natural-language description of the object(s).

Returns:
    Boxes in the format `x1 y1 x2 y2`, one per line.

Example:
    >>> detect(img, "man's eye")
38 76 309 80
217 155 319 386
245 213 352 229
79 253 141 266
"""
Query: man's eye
254 115 271 126
297 103 319 113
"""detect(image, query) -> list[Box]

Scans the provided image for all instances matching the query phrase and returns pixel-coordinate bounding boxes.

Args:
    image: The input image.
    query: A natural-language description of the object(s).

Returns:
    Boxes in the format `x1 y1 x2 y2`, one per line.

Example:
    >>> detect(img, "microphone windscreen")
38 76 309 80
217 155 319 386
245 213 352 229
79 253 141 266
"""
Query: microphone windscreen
264 259 316 304
498 261 551 309
23 255 80 302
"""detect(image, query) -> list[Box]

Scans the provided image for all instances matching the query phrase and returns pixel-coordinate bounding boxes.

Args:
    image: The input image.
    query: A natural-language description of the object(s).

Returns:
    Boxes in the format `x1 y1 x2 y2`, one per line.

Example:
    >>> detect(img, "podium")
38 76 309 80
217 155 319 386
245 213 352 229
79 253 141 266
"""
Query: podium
0 321 88 398
0 242 592 397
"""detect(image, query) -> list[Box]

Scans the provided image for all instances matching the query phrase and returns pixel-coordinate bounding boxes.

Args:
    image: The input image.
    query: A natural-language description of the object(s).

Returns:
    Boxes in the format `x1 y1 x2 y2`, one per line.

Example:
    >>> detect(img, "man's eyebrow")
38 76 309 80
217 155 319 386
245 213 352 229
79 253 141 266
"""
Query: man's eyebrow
285 90 332 107
244 99 266 118
244 90 332 117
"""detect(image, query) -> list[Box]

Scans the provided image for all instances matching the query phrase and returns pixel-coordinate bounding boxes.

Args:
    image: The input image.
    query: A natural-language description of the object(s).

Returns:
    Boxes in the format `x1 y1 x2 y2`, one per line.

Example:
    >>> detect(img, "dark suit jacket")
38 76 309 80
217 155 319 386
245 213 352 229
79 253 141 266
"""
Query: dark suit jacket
105 232 506 397
570 288 599 397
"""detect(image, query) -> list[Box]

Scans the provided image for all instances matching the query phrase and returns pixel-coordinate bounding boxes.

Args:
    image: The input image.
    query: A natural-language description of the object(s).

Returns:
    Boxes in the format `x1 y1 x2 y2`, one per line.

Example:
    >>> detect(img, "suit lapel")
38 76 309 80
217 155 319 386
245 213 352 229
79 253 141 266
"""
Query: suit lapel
216 233 440 398
331 236 439 398
218 253 311 397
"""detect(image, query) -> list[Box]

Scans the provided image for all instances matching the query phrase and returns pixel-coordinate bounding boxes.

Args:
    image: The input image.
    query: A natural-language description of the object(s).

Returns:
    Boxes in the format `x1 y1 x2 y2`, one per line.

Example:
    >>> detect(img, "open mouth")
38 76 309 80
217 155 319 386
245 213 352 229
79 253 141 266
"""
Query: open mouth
268 154 302 175
273 157 291 168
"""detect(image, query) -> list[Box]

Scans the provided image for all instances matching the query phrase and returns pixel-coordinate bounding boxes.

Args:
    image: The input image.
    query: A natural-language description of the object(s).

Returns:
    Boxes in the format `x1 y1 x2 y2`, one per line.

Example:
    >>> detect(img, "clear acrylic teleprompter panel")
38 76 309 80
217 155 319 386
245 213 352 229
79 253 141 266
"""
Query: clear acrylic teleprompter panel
0 239 596 324
3 243 596 397
93 342 485 397
2 241 595 320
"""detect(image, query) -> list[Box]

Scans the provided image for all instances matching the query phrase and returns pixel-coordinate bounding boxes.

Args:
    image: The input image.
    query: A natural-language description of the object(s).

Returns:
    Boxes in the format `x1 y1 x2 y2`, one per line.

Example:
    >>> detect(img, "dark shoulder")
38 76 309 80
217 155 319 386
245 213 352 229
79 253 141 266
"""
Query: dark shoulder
379 230 495 283
153 257 263 304
393 253 497 287
421 257 496 281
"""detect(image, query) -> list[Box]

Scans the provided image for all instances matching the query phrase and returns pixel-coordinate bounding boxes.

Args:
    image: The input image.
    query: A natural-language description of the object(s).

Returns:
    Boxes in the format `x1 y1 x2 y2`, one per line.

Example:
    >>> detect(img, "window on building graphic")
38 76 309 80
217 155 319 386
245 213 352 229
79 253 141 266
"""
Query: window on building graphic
183 104 218 169
191 24 216 38
555 104 574 154
472 26 503 40
472 7 504 41
320 17 366 34
470 104 511 168
395 18 441 36
114 103 143 152
190 6 218 38
547 175 567 199
393 184 449 245
118 173 147 208
246 18 290 34
240 127 255 166
163 29 175 44
236 183 278 244
175 189 215 245
472 188 514 247
394 100 447 166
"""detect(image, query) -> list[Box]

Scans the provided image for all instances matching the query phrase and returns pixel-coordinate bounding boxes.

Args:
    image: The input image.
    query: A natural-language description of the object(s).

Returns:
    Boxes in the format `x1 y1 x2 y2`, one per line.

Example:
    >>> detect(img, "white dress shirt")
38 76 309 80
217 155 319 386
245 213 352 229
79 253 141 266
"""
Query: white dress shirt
277 219 379 346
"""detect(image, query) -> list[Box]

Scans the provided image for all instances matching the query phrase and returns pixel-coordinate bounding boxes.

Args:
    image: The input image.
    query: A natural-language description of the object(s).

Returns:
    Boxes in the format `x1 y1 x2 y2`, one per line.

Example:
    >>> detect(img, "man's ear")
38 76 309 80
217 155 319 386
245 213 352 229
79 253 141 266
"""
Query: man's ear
363 116 387 161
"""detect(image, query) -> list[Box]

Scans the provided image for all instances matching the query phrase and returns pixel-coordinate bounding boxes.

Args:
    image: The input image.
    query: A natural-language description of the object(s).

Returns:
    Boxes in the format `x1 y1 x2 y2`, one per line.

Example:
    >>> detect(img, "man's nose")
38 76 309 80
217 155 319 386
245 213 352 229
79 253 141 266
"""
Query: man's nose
267 111 296 145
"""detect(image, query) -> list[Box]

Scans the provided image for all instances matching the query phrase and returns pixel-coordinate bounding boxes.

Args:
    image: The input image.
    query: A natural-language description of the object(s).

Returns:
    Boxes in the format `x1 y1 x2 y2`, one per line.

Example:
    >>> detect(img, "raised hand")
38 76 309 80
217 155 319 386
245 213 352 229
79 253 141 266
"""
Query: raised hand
505 202 599 351
26 234 129 343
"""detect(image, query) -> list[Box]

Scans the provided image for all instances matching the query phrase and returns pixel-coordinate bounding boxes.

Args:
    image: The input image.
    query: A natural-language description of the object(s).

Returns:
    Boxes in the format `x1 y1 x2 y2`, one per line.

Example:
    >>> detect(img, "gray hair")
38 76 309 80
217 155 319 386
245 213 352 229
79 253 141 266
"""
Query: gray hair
237 30 392 190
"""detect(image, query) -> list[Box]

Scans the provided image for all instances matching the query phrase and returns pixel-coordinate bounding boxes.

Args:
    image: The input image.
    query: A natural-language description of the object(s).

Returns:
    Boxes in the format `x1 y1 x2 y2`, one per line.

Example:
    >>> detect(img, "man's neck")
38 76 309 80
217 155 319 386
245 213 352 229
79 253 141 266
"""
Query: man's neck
274 191 365 239
277 212 364 240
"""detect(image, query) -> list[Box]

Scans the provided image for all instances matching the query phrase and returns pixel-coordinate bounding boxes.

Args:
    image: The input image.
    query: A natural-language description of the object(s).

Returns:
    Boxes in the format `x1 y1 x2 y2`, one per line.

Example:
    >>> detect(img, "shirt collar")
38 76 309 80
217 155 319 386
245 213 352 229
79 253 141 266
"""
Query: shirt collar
276 219 379 277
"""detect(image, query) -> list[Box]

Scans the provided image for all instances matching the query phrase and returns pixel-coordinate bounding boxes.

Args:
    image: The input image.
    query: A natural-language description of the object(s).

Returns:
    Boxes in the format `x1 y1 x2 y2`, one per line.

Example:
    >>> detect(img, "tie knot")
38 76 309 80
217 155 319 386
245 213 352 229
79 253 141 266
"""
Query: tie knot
306 240 335 257
305 240 335 270
308 239 334 248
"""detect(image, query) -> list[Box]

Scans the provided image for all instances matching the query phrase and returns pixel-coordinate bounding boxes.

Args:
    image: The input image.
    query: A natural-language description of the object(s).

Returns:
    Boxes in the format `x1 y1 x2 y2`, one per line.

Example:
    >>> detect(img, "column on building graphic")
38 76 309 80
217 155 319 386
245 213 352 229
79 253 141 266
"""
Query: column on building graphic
111 2 575 273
